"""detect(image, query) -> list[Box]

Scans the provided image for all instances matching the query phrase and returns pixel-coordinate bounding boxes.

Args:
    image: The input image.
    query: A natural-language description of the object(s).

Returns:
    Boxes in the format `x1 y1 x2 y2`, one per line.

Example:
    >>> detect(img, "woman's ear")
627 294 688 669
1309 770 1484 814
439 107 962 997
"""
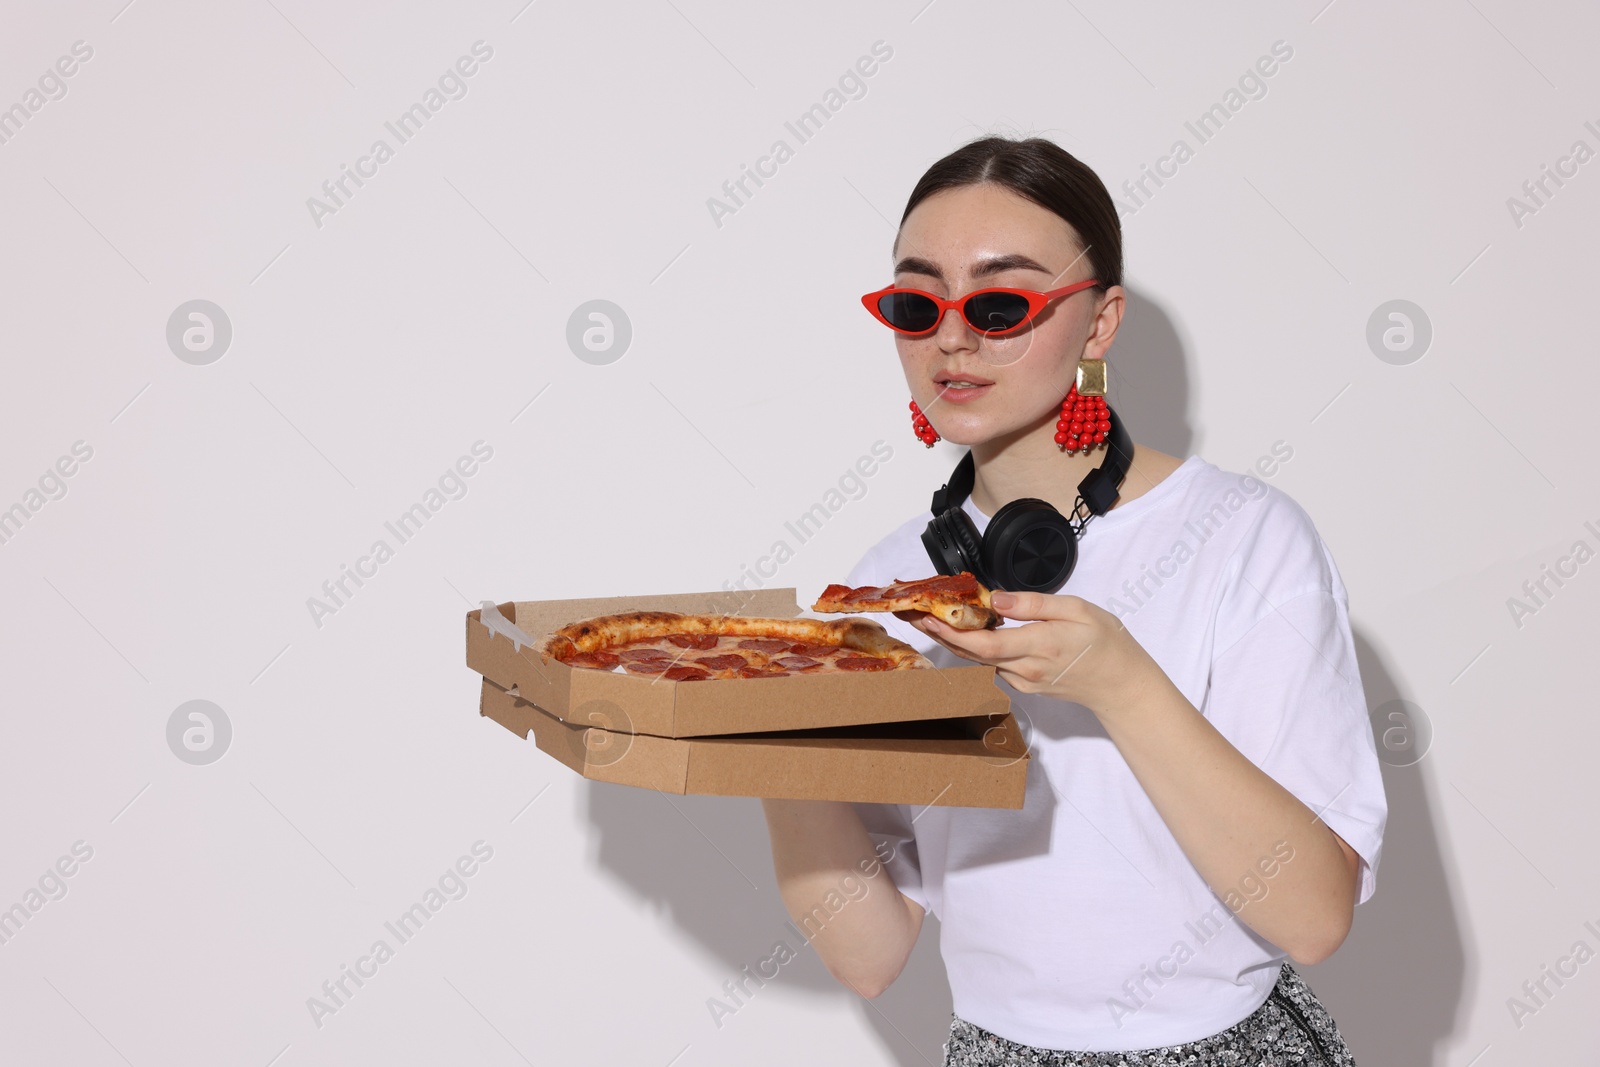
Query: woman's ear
1085 284 1126 361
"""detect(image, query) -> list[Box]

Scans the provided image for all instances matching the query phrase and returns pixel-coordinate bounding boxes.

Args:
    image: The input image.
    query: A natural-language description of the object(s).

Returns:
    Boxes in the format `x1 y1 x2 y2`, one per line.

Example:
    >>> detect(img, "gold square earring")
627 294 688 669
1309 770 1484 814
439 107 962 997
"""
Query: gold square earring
1075 357 1107 396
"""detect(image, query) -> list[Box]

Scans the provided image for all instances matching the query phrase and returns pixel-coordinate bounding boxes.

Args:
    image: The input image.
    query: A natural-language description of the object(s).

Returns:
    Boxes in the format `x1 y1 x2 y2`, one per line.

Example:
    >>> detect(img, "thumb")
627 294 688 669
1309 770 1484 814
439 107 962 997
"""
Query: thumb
989 589 1080 620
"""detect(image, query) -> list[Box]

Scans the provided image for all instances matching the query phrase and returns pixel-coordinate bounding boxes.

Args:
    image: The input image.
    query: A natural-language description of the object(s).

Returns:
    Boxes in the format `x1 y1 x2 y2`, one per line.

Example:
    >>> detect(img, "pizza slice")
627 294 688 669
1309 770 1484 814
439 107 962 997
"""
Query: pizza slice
811 572 999 631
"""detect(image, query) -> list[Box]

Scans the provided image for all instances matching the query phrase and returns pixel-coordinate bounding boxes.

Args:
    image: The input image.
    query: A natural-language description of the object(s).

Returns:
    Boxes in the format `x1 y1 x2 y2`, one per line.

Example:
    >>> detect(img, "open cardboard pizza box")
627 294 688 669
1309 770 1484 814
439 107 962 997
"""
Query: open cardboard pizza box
480 677 1030 808
465 588 1008 738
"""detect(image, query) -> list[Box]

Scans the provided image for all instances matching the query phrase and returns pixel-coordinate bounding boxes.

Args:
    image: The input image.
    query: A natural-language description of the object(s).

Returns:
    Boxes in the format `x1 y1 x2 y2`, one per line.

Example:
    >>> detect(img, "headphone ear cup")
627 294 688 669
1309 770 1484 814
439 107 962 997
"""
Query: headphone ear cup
947 510 985 577
982 498 1079 593
922 508 985 581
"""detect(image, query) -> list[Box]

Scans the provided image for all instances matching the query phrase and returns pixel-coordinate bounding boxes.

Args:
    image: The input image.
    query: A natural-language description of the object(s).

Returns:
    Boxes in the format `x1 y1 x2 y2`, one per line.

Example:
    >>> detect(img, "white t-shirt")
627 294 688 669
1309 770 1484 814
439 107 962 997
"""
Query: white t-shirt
848 453 1387 1052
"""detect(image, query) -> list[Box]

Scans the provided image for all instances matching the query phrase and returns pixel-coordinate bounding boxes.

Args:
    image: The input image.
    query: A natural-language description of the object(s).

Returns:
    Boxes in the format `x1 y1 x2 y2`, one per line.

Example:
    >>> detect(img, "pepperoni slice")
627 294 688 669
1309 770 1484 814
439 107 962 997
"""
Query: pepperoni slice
663 665 711 682
882 574 978 598
774 655 823 671
618 648 677 663
564 650 621 669
665 633 718 650
737 666 789 678
826 573 980 604
835 655 895 672
737 638 792 653
620 660 670 674
694 653 748 671
785 643 839 658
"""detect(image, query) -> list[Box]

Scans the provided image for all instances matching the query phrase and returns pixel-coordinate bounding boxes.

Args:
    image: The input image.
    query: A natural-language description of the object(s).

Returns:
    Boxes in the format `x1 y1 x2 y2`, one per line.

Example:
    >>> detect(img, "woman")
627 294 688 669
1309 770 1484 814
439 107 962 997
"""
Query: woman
760 137 1386 1065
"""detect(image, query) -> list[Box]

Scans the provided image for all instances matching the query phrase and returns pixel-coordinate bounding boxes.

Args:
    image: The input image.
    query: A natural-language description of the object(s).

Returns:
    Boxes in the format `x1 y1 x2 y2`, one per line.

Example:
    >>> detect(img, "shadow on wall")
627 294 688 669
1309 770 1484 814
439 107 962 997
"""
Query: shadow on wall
582 782 950 1058
1105 287 1194 459
1301 631 1468 1067
583 769 956 1064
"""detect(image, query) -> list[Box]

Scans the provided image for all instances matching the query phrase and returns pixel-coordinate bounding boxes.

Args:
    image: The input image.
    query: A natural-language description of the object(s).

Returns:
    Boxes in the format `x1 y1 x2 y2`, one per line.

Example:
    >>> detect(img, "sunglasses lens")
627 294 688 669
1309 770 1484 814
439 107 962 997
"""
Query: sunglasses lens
877 292 942 333
963 291 1032 333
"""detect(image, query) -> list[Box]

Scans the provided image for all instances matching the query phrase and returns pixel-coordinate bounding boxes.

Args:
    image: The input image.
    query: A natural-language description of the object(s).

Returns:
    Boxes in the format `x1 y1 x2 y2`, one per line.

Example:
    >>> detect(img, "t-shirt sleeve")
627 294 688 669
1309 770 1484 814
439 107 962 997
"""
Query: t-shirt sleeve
1200 491 1388 905
843 536 933 916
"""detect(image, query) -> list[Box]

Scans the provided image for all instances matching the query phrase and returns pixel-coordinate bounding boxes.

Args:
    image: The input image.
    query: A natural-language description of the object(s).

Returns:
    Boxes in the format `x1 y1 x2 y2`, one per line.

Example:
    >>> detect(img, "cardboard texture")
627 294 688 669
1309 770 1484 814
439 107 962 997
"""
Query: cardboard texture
465 589 1007 738
479 678 1029 808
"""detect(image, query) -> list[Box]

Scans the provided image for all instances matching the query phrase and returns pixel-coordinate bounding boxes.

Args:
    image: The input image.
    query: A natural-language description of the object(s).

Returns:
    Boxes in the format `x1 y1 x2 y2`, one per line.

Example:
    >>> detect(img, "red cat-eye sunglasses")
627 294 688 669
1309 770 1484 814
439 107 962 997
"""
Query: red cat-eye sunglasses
861 278 1101 336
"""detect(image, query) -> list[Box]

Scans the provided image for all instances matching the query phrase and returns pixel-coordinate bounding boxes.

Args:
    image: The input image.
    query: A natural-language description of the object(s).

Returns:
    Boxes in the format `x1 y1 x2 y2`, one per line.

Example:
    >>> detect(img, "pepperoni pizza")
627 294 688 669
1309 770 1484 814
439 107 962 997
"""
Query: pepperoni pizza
540 611 931 681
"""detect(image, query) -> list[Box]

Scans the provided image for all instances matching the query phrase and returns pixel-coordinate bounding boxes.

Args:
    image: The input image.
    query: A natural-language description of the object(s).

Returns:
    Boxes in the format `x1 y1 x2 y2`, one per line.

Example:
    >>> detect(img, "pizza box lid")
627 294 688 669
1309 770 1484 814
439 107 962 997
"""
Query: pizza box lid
479 677 1029 809
464 588 1007 739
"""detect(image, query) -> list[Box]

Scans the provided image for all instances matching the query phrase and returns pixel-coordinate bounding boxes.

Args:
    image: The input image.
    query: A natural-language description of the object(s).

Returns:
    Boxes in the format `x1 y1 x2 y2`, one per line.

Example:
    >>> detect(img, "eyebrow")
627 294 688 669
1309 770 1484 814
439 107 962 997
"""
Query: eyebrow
892 253 1053 281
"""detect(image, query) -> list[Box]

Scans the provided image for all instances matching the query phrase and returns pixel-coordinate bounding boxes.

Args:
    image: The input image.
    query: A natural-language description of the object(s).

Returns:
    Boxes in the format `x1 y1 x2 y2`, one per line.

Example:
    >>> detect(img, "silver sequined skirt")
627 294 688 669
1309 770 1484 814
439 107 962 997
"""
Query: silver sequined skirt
942 963 1356 1066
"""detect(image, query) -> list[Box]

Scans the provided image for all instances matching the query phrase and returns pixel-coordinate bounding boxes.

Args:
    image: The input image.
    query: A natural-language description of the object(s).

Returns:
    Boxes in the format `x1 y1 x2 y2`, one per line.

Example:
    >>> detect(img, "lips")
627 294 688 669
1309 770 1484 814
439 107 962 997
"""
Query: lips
932 374 993 404
934 372 994 387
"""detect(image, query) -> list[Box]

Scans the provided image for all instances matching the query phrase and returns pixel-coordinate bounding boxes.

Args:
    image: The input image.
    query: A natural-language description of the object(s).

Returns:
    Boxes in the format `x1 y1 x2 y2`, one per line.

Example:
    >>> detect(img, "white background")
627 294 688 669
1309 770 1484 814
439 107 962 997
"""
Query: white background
1 0 1596 1063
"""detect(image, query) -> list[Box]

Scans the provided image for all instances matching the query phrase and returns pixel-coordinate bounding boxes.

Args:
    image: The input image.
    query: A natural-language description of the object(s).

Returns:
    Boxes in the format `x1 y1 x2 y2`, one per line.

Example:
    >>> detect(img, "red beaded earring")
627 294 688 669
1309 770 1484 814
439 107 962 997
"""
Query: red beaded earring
910 399 939 447
1055 357 1110 454
1054 386 1110 453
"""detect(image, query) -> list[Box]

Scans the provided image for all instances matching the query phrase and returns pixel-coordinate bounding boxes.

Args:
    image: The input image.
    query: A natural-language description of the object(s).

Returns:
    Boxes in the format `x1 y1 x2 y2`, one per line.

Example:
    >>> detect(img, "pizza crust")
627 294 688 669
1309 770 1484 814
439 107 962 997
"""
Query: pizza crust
926 598 998 630
538 612 932 670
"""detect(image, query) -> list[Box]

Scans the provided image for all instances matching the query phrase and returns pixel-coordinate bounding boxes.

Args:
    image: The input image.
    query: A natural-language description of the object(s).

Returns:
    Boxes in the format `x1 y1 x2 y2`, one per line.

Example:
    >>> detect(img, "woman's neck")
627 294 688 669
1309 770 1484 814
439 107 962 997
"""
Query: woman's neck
967 411 1172 520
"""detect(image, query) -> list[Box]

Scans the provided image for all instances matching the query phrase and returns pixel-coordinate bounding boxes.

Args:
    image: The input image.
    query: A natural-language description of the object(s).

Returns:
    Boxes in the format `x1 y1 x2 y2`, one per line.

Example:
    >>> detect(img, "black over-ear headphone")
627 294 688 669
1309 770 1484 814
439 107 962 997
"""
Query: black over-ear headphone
921 404 1133 593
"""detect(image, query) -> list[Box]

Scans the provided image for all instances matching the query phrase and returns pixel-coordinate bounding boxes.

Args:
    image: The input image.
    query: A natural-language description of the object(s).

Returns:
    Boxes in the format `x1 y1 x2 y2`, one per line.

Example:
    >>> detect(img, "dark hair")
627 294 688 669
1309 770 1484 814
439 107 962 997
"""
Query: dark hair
898 136 1123 291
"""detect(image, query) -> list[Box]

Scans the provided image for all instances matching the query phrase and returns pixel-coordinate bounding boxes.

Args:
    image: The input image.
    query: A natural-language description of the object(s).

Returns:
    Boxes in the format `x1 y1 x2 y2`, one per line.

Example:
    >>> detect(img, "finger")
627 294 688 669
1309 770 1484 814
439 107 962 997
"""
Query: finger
910 617 988 663
915 617 1062 675
990 589 1088 623
918 614 1038 665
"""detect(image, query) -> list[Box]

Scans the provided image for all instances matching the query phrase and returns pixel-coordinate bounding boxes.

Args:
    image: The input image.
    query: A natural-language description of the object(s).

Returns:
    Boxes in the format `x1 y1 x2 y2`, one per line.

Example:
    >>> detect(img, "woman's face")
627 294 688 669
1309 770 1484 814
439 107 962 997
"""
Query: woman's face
890 182 1120 447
